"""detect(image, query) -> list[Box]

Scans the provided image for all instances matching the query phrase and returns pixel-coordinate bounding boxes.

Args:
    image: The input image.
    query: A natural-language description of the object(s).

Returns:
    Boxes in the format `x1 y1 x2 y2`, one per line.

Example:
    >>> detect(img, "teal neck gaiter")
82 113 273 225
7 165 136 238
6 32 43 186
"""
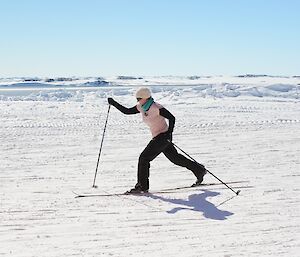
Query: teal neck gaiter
141 97 154 112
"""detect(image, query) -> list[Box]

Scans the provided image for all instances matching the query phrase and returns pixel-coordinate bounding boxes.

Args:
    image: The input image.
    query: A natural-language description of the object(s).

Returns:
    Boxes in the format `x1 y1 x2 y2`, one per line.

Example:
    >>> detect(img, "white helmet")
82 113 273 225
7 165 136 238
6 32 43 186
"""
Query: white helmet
135 87 151 99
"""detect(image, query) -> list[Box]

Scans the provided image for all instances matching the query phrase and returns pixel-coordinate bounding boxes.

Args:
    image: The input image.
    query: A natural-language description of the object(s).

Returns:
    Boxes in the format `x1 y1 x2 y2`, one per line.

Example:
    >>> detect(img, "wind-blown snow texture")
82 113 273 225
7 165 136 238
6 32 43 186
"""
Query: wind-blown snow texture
1 76 300 256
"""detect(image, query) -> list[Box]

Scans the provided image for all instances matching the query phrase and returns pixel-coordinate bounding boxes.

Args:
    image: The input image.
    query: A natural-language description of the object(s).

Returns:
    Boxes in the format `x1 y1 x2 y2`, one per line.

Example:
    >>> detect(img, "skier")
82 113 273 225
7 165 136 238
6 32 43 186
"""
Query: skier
108 87 207 193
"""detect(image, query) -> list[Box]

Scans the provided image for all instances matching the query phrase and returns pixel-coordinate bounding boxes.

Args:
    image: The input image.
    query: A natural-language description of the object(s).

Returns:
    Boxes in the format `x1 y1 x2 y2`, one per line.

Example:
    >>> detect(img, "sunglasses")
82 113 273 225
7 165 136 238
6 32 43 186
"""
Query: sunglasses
136 98 142 101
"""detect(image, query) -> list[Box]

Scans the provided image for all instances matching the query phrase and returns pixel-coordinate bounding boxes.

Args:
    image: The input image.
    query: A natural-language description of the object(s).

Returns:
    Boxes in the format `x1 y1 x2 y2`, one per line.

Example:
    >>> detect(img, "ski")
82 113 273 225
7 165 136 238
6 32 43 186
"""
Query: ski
73 191 132 198
153 180 249 192
73 180 249 198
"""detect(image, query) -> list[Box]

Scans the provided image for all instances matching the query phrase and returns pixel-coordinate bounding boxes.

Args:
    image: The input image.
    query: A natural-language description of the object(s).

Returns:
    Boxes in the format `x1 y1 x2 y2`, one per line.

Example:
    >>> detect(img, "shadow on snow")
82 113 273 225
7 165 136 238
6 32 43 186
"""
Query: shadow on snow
147 189 234 220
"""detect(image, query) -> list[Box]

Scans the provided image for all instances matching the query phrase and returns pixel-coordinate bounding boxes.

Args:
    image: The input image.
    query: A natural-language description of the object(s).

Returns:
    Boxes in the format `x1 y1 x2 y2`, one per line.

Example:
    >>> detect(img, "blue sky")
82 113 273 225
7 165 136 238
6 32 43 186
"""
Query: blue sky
1 0 299 77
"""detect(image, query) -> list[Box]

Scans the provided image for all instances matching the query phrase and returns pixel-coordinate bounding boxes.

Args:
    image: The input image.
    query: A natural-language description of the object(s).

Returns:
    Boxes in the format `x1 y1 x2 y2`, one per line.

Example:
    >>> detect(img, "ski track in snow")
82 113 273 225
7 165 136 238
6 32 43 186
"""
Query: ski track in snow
1 83 300 256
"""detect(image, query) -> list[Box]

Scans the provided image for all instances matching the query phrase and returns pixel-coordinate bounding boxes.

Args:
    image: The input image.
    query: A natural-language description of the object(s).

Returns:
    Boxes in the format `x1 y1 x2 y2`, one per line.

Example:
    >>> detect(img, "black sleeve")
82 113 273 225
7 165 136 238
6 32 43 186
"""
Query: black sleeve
159 107 175 133
112 101 139 115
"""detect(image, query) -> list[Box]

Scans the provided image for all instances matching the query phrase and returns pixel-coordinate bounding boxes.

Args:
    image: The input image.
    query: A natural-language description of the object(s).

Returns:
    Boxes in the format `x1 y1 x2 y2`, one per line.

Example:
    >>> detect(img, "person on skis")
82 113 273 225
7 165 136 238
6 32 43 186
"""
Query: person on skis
108 87 206 193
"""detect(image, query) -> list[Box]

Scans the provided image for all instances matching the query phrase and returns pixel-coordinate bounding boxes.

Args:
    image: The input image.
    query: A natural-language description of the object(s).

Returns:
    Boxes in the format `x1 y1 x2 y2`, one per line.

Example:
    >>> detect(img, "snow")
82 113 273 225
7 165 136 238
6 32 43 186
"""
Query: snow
1 76 300 256
1 75 300 102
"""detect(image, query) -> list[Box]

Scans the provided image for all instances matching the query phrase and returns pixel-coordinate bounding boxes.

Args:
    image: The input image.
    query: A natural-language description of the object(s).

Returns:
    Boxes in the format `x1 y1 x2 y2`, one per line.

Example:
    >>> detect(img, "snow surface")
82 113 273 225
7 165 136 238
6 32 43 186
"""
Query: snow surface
1 76 300 256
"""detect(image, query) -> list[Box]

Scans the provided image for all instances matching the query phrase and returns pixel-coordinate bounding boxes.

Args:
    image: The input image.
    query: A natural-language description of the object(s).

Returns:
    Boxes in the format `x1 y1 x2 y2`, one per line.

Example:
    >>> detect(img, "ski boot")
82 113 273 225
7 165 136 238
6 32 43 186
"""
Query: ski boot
126 183 148 194
191 169 207 187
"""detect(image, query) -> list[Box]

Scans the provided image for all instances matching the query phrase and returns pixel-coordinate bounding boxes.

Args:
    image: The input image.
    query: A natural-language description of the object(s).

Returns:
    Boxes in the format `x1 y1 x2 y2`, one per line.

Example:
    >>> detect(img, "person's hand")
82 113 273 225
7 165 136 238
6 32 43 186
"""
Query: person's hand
108 97 116 106
168 132 173 142
164 131 173 142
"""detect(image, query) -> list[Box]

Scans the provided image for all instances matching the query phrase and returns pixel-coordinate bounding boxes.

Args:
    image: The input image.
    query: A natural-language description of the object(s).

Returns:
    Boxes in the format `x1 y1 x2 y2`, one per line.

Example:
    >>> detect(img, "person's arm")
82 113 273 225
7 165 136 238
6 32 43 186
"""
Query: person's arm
159 107 175 134
108 98 139 115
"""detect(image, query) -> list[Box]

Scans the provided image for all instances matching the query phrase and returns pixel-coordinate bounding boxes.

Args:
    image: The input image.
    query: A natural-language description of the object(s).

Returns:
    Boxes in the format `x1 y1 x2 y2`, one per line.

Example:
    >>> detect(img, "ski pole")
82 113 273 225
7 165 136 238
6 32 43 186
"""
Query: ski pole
169 140 240 196
92 104 111 188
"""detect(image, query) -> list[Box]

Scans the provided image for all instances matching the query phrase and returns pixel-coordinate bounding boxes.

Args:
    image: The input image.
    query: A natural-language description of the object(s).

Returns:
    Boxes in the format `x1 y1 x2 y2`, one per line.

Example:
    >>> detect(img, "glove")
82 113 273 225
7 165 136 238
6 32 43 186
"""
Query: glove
164 131 173 142
168 133 173 142
168 132 173 142
108 97 116 106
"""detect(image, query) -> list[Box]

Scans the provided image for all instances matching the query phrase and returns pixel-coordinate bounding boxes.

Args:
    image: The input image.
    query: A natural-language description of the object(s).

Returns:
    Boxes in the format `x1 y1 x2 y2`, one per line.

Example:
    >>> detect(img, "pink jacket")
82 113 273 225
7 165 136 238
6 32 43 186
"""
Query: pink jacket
136 102 169 138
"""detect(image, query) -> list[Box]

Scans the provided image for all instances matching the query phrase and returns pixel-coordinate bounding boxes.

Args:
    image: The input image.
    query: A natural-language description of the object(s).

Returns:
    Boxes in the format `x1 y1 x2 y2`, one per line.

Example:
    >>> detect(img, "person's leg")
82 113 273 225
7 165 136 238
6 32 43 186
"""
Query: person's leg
136 136 169 191
163 143 206 181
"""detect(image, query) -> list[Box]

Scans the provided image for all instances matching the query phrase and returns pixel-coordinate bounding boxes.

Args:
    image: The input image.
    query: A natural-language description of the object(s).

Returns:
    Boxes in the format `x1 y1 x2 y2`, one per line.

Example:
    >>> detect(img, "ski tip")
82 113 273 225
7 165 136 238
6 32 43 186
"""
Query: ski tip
72 191 87 198
74 195 85 198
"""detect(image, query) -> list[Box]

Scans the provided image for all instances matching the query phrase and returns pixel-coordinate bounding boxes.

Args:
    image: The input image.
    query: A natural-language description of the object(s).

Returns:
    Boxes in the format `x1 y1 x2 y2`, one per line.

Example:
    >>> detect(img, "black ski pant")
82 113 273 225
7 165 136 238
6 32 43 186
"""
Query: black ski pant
137 133 206 190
